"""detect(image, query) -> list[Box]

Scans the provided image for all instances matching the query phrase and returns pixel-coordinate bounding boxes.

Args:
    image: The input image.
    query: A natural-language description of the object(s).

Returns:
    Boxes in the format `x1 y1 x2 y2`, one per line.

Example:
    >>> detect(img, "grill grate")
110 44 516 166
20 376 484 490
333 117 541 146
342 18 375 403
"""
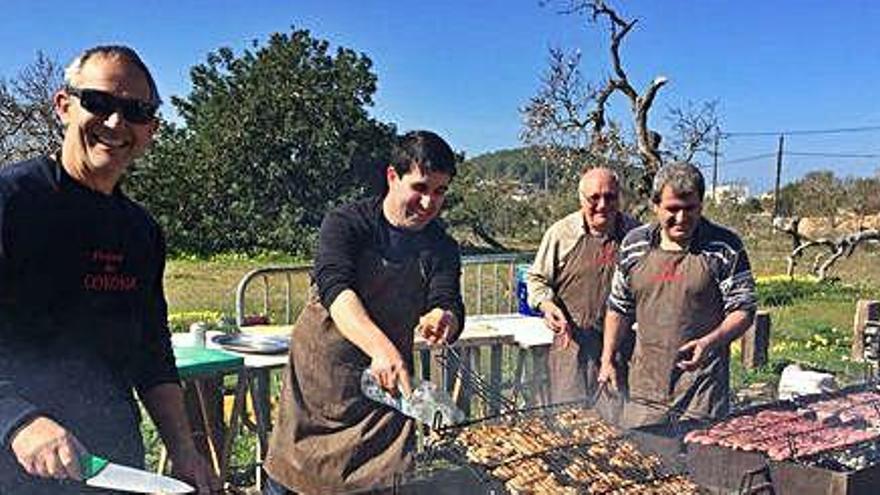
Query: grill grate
683 384 880 463
425 401 702 494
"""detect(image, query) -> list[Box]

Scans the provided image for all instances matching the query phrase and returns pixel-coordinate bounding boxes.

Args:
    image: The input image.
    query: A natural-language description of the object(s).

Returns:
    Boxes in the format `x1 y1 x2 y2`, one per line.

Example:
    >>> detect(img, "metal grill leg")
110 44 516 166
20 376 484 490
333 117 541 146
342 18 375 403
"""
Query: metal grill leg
738 465 775 495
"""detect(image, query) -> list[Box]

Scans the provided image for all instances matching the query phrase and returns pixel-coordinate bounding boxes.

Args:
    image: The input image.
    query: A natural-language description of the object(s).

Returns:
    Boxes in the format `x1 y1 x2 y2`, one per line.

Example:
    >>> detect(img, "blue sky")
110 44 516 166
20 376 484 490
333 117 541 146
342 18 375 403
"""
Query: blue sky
2 1 879 193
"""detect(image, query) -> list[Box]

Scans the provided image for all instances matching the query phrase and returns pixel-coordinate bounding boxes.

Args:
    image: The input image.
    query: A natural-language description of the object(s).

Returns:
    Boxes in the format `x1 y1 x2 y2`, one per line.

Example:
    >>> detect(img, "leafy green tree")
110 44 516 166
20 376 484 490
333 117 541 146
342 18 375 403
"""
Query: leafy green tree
128 29 395 255
843 176 880 229
792 171 844 227
465 147 546 186
444 153 573 251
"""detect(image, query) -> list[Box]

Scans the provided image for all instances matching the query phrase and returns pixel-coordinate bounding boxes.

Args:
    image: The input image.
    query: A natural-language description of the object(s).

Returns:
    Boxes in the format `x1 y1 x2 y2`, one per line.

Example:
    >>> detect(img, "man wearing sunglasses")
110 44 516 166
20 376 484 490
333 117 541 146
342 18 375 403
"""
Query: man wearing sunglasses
0 45 218 493
526 167 639 406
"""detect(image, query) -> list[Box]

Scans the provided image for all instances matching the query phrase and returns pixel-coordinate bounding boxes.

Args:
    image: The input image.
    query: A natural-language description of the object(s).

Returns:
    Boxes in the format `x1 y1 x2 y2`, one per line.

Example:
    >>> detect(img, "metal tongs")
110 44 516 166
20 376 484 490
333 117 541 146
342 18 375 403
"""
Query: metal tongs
626 394 716 438
435 344 518 414
589 381 625 425
589 380 610 407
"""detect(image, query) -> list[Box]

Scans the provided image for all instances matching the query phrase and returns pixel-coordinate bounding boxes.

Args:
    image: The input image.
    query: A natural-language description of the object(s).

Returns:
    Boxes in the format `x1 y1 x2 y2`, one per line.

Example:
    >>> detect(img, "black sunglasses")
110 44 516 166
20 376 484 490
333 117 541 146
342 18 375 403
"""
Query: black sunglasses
66 87 158 124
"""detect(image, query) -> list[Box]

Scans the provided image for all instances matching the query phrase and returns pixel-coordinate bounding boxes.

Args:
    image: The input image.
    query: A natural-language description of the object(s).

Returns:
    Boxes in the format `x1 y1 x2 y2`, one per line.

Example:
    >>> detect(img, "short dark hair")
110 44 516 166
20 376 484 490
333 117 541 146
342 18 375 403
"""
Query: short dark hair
390 130 457 178
651 161 705 204
64 45 161 106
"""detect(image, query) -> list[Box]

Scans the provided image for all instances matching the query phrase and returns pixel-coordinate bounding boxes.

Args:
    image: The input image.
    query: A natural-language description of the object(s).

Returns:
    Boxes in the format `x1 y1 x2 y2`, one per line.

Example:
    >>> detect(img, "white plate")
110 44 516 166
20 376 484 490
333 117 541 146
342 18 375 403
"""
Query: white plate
212 333 290 354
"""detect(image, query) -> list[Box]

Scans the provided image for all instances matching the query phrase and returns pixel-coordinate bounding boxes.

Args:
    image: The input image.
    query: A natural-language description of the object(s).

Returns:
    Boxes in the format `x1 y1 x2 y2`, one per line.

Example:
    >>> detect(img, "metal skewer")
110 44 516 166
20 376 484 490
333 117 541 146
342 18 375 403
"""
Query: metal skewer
437 346 518 413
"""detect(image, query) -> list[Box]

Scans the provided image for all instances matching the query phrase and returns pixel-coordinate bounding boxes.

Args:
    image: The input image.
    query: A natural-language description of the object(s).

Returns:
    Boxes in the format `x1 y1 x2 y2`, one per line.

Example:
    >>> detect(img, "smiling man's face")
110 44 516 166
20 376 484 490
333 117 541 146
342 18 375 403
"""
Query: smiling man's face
55 54 157 192
383 163 451 231
654 185 703 246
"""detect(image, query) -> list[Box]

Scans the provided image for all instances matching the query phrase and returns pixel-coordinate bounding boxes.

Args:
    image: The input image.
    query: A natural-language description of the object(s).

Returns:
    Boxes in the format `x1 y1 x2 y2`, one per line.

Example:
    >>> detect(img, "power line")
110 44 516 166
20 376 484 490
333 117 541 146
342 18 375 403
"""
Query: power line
715 150 879 168
717 153 777 166
787 151 880 159
725 125 880 137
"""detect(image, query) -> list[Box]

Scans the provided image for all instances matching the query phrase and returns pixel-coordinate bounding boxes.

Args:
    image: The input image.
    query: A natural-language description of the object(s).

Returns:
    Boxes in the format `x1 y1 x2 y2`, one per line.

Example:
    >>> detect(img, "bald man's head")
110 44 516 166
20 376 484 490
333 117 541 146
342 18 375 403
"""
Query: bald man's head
579 167 619 194
578 167 620 235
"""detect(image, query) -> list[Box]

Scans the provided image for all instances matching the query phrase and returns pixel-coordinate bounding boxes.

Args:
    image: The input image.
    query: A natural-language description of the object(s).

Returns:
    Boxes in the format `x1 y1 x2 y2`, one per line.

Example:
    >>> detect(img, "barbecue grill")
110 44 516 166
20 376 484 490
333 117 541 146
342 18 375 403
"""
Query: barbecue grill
382 347 701 494
682 384 880 495
386 346 880 494
410 400 702 494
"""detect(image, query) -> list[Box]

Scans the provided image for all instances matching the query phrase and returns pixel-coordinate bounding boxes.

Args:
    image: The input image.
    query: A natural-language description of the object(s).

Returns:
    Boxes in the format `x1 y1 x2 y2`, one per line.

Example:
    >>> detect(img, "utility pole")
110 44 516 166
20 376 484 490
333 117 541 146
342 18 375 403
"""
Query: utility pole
773 134 785 218
712 132 719 202
543 161 548 192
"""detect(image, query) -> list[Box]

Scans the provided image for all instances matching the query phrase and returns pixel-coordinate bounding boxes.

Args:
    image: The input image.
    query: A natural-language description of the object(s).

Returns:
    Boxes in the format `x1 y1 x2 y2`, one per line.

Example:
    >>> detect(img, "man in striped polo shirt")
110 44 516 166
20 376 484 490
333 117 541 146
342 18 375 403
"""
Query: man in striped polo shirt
598 162 757 428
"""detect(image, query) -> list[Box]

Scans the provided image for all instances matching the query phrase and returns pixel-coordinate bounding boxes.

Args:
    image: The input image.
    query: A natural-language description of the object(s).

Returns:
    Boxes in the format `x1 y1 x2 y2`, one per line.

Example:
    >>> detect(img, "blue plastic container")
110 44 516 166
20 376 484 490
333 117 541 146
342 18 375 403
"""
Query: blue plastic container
515 264 542 317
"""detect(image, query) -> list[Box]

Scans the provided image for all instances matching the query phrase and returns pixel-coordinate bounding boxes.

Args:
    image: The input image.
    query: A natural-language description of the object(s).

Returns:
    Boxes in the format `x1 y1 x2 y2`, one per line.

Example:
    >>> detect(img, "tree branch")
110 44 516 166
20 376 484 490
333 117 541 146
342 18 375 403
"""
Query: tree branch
786 229 880 280
635 76 667 172
523 0 678 199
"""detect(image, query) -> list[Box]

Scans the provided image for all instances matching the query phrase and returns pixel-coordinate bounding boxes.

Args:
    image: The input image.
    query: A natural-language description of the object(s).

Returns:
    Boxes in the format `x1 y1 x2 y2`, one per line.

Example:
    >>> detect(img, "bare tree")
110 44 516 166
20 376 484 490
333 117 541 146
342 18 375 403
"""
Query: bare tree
523 0 718 201
775 173 880 281
775 214 880 281
0 51 63 164
520 47 637 191
783 228 880 281
667 100 720 163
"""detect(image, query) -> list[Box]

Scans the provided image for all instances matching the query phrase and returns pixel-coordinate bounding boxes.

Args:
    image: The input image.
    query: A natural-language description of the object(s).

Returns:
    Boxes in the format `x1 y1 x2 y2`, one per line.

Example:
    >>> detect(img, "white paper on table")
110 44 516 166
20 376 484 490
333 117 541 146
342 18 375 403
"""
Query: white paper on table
478 314 553 348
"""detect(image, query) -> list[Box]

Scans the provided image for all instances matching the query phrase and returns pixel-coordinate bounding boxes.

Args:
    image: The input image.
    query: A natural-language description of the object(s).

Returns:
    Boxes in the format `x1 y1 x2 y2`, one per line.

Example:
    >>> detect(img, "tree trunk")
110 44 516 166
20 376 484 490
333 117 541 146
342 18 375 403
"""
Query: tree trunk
471 221 507 251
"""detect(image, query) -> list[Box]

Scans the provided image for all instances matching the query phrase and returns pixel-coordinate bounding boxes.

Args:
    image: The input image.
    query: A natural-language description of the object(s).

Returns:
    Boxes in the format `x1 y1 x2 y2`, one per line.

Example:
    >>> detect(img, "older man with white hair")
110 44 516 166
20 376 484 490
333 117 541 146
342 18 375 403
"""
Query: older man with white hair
527 167 639 404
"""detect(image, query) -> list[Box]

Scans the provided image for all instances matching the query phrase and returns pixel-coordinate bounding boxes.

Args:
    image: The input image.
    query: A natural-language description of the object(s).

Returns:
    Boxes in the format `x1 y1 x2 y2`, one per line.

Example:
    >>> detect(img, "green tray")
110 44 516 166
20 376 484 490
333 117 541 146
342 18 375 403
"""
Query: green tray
173 346 243 379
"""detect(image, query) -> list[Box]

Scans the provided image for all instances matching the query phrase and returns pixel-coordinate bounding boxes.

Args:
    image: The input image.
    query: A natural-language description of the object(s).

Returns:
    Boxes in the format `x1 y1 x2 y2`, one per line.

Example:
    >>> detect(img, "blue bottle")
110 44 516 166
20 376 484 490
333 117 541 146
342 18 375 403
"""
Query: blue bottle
515 264 542 317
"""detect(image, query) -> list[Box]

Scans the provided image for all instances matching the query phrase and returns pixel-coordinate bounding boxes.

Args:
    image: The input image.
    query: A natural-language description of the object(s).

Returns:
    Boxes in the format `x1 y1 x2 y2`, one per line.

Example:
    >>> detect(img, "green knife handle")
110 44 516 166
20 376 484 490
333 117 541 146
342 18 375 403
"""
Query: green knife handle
79 454 109 479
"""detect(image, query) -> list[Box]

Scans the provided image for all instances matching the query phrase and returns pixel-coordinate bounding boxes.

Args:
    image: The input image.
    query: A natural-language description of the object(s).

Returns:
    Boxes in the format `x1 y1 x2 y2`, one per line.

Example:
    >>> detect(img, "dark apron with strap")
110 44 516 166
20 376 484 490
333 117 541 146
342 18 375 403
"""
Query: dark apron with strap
623 249 728 428
265 248 427 494
547 233 617 404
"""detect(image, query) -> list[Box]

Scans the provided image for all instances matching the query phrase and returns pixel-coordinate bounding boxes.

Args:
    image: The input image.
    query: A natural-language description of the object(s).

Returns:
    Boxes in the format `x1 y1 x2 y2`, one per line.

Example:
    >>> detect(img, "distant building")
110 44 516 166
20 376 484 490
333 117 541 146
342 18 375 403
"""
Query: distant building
711 183 750 204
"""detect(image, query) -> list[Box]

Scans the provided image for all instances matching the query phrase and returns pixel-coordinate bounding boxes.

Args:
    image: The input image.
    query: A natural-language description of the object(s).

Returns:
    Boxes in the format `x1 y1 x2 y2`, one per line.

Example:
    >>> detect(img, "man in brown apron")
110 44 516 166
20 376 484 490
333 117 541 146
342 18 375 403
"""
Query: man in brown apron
598 162 757 428
264 131 465 494
526 168 638 405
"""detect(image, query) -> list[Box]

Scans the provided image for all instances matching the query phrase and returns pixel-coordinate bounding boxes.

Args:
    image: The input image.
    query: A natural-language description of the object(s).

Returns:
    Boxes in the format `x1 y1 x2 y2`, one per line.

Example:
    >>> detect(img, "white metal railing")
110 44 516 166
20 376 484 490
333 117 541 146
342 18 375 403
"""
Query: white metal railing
234 252 535 325
234 264 311 327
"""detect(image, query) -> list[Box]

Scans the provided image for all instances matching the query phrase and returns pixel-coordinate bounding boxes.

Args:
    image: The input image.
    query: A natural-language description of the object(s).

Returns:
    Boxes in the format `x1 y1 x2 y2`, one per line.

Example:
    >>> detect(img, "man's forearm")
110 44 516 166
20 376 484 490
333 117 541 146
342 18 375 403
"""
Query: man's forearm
701 309 755 350
329 289 398 360
526 280 554 312
0 381 40 447
525 237 556 310
537 299 557 314
140 383 196 459
601 310 632 365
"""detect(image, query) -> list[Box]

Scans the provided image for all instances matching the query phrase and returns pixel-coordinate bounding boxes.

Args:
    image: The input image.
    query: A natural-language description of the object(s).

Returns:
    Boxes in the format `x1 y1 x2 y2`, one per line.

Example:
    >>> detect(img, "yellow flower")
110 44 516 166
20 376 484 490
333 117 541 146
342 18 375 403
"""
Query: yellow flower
755 274 818 284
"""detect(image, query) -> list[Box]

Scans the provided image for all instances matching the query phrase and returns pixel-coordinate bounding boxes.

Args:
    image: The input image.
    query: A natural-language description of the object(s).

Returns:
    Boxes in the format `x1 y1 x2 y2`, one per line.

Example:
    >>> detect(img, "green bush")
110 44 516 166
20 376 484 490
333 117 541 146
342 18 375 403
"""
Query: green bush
755 276 859 307
167 310 225 333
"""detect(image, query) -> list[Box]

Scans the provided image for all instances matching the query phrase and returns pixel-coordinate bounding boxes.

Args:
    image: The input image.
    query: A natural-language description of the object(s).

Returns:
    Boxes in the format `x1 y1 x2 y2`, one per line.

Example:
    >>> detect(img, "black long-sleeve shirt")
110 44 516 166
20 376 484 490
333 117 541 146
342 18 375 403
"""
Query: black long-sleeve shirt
313 196 465 340
0 157 178 483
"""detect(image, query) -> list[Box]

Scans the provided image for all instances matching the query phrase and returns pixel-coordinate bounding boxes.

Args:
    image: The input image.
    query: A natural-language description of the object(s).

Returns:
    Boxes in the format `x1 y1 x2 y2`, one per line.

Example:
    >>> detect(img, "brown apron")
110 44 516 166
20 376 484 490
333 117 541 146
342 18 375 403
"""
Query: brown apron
264 248 427 494
547 230 621 404
623 249 728 428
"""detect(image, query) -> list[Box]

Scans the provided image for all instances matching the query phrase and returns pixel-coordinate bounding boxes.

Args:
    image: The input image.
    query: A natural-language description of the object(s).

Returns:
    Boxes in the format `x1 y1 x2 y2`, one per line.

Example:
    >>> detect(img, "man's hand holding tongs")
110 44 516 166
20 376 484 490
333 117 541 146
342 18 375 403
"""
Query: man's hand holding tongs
597 359 619 393
417 308 456 346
